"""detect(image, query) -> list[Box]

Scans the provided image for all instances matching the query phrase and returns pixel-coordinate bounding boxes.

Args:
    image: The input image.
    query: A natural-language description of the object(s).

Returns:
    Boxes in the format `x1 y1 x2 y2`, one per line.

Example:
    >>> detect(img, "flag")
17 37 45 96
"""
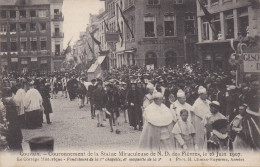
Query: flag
104 19 109 31
87 41 94 54
117 4 134 39
89 29 101 45
116 7 123 46
197 0 216 36
62 37 73 56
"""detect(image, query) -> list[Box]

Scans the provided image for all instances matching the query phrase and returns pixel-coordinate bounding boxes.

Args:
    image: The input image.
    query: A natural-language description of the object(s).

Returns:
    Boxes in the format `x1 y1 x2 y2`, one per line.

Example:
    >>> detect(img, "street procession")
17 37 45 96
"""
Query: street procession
0 0 260 154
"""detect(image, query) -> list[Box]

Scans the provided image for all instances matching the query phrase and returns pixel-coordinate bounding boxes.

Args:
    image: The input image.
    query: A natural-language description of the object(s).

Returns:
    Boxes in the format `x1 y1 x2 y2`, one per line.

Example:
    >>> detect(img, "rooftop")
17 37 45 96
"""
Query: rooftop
0 0 63 6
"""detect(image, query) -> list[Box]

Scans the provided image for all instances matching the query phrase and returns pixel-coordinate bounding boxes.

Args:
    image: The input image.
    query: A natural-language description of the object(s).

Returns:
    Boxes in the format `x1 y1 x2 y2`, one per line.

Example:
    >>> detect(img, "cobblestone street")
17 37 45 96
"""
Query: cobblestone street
21 94 140 151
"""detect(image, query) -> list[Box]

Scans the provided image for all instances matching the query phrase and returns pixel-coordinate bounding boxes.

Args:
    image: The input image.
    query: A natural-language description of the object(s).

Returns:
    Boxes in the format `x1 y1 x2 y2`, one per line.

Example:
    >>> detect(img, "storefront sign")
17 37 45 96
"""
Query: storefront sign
243 53 260 73
105 32 119 42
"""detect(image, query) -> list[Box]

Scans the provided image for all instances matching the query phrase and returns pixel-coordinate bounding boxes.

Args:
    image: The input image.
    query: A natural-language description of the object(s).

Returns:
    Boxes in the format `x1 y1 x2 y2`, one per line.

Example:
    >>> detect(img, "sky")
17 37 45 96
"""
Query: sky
62 0 104 46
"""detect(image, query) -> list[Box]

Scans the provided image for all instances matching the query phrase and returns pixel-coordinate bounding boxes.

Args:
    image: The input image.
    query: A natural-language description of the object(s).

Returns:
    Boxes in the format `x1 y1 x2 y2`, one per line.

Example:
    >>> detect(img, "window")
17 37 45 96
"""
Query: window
184 13 195 35
55 44 60 56
30 10 36 17
54 9 60 15
19 10 26 18
1 11 7 18
30 23 36 31
238 7 249 37
211 0 219 6
202 18 210 40
10 11 16 18
225 10 234 39
144 16 155 37
212 14 221 40
40 41 47 50
38 10 47 18
10 23 16 32
0 24 7 32
20 41 27 52
40 23 46 31
164 15 175 36
20 23 26 32
1 42 7 52
11 42 17 51
31 41 37 51
147 0 159 5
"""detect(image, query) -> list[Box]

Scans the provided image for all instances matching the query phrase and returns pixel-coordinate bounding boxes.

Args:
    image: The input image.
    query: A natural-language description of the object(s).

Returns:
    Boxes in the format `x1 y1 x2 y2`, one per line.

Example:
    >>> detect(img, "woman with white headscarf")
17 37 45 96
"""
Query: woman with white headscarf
191 86 211 150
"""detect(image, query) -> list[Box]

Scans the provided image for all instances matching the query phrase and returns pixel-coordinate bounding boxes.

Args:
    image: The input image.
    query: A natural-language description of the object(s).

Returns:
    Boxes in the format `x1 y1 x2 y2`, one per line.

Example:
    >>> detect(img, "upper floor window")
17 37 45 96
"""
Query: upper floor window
238 7 249 37
0 24 7 32
11 42 17 51
225 10 234 39
0 11 7 18
39 10 48 18
54 9 60 15
30 23 36 32
30 10 36 17
212 14 221 40
40 23 47 31
10 23 16 32
144 16 156 37
19 10 26 18
147 0 160 5
1 42 8 52
20 23 26 32
185 13 196 35
10 10 16 18
202 17 210 41
164 15 175 36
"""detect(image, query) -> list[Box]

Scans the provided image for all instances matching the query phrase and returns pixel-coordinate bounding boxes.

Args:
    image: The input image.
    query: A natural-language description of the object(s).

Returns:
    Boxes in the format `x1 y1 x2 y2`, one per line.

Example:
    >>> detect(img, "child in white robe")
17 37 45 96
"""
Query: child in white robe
172 109 198 150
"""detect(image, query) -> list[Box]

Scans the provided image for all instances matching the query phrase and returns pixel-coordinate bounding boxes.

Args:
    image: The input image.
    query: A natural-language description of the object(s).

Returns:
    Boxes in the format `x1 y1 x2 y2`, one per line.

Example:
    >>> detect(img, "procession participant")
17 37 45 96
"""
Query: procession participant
127 82 141 130
119 82 128 123
2 88 23 151
143 83 154 109
191 86 211 150
136 80 145 130
24 80 43 129
172 109 197 150
77 80 87 109
67 76 78 101
50 75 57 99
88 79 97 119
39 79 53 124
13 83 26 128
207 119 229 151
106 83 121 133
61 74 68 98
173 90 193 123
139 92 174 151
205 101 226 139
230 104 260 151
92 81 107 127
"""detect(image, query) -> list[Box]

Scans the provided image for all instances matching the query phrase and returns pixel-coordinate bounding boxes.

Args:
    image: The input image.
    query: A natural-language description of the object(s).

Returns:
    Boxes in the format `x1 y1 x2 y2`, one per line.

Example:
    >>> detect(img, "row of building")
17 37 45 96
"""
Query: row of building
73 0 259 78
0 0 65 73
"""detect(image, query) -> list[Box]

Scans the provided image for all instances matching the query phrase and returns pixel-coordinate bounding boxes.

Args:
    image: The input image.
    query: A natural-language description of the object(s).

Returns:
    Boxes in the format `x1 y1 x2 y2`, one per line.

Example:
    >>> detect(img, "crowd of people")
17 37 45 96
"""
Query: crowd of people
0 63 259 152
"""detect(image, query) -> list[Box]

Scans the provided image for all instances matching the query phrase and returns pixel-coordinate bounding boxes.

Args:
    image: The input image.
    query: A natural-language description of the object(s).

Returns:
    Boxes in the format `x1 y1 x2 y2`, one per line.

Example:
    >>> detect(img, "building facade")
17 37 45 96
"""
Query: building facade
0 0 64 73
98 0 197 69
196 0 260 71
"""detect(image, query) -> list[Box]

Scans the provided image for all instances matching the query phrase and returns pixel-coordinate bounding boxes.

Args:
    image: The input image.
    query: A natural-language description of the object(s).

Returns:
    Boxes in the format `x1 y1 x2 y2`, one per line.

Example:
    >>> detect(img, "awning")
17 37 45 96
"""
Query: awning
87 63 98 73
97 56 106 65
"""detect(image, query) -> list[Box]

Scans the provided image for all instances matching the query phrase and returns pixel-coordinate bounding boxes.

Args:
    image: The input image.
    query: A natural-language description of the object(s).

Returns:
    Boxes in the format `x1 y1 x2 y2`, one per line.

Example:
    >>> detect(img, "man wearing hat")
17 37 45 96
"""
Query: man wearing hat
173 90 193 123
139 92 174 151
88 79 97 119
207 119 229 151
191 86 211 150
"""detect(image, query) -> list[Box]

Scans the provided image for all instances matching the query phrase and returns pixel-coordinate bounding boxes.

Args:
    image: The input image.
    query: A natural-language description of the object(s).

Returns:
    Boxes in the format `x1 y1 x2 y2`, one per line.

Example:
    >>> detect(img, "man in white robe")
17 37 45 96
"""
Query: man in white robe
191 86 211 150
139 92 174 152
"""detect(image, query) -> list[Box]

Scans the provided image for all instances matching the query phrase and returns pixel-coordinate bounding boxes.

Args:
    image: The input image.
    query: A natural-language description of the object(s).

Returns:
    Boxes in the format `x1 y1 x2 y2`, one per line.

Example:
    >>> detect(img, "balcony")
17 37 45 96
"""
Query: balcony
52 32 64 38
51 13 64 21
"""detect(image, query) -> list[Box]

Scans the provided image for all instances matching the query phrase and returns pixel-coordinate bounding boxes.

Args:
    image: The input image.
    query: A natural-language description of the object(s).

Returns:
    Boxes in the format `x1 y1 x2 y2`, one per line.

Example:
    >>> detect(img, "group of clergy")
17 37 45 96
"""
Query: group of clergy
139 84 260 152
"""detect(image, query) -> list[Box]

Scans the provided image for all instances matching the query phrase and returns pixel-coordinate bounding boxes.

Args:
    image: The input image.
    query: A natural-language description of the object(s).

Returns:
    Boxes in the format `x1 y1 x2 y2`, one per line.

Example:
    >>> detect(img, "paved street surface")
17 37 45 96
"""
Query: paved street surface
21 94 140 151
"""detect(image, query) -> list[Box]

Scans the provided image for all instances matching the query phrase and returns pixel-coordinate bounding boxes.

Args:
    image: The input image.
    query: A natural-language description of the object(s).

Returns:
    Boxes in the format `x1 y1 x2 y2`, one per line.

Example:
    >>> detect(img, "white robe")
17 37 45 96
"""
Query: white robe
173 100 193 123
13 88 26 116
24 88 43 112
191 97 211 150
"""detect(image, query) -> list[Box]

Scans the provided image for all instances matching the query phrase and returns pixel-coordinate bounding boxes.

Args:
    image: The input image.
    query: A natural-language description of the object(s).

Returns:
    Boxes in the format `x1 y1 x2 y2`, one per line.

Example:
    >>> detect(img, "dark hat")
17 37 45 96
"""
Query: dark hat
212 119 228 131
